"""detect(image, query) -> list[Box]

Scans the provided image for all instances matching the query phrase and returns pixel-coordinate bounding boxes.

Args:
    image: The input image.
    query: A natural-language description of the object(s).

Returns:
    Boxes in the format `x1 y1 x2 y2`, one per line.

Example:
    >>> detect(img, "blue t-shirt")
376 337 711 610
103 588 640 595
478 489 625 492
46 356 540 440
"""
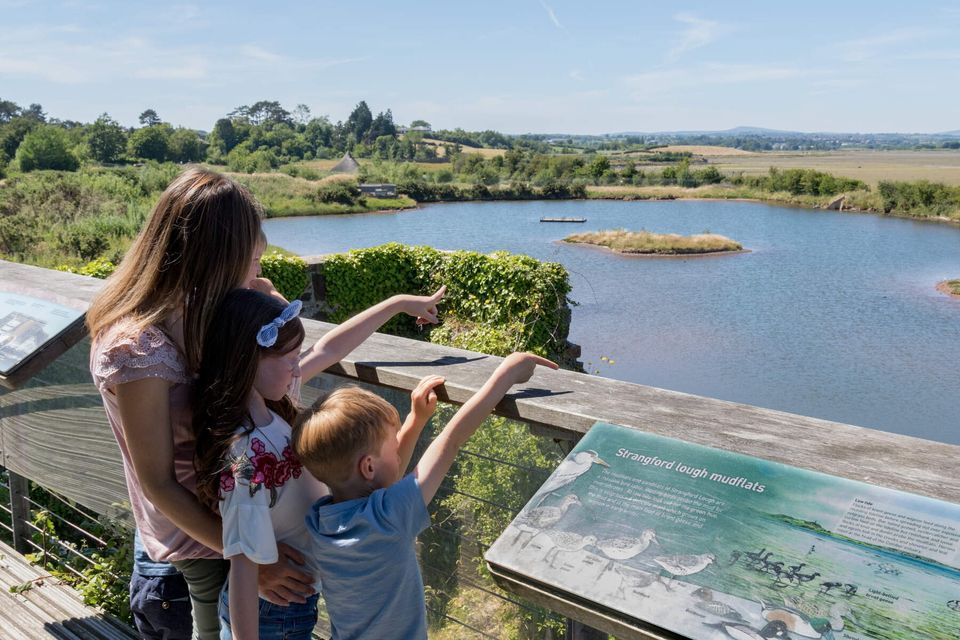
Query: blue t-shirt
304 474 431 640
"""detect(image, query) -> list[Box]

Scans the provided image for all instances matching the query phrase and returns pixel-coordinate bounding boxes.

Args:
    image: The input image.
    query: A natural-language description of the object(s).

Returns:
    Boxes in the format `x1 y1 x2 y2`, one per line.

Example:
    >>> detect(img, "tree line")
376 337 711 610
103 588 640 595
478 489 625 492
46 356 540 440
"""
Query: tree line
0 97 480 176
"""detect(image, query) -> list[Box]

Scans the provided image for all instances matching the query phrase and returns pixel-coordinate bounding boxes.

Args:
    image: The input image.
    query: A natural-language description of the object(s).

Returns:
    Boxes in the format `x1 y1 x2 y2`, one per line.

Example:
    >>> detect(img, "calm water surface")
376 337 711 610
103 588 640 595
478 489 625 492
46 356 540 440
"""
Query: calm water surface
265 200 960 444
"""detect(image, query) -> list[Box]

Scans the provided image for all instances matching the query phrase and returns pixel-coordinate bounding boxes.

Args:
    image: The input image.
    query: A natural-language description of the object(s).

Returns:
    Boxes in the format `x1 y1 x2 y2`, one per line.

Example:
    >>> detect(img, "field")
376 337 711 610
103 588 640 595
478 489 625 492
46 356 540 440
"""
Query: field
420 138 507 158
698 148 960 186
657 144 755 156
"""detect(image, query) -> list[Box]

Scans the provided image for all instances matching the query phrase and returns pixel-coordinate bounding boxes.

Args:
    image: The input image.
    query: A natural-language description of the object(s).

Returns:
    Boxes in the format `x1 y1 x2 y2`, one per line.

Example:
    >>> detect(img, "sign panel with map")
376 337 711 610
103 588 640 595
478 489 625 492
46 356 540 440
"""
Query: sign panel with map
485 422 960 640
0 290 85 379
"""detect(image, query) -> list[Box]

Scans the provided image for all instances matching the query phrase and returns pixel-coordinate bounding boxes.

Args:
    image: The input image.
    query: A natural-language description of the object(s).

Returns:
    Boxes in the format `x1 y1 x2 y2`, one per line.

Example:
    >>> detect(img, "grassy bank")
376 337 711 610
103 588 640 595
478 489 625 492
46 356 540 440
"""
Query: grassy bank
230 172 416 217
563 229 743 255
0 166 415 268
938 280 960 297
3 159 959 270
586 183 960 224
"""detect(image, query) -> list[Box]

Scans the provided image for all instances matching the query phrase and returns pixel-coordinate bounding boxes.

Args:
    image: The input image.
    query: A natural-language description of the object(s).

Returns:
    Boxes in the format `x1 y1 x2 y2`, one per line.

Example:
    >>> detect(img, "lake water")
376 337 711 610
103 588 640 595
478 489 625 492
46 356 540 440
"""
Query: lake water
264 200 960 445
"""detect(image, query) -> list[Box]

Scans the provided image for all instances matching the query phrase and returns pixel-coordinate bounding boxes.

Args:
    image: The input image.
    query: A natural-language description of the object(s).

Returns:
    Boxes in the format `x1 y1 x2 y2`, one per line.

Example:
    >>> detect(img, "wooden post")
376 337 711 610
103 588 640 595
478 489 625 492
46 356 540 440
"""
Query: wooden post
8 471 32 554
565 619 607 640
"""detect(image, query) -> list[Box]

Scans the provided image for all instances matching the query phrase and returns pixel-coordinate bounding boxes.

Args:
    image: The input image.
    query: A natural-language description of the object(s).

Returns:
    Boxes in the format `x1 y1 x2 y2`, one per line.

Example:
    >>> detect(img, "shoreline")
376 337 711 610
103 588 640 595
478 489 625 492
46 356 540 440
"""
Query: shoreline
557 239 750 259
261 188 960 229
936 281 960 298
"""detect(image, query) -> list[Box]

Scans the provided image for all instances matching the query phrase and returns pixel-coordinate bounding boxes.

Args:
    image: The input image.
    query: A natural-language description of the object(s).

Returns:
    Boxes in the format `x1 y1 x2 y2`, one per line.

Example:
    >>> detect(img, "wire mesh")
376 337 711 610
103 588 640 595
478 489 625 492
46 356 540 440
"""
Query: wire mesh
0 421 569 640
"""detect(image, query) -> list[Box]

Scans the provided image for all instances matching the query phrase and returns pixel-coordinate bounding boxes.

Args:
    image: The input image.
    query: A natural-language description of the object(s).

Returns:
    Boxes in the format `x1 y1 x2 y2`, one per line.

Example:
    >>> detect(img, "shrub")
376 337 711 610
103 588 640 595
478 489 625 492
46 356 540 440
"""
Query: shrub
259 252 309 300
320 243 573 358
56 257 116 278
315 178 360 205
15 126 80 171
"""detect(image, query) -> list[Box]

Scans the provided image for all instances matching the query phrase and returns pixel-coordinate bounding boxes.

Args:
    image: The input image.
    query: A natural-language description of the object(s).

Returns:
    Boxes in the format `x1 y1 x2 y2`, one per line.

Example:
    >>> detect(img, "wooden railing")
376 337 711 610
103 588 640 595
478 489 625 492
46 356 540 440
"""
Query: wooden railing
2 259 959 639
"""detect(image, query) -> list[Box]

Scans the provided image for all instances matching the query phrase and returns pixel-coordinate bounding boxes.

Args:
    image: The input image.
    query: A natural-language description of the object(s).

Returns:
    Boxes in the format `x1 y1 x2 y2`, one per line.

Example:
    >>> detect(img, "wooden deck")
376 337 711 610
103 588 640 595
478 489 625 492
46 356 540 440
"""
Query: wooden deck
0 540 136 640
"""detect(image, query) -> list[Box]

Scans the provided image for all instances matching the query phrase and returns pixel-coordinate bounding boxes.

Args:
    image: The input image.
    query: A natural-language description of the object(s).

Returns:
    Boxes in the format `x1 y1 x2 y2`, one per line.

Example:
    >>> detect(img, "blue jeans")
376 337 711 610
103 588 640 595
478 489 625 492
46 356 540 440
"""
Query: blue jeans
131 530 192 640
130 567 192 639
218 584 319 640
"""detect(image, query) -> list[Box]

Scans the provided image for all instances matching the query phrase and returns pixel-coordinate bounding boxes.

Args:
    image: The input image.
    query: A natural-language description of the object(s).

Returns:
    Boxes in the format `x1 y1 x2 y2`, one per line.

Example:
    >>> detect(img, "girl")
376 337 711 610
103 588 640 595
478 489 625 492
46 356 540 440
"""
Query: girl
89 168 315 639
193 287 445 640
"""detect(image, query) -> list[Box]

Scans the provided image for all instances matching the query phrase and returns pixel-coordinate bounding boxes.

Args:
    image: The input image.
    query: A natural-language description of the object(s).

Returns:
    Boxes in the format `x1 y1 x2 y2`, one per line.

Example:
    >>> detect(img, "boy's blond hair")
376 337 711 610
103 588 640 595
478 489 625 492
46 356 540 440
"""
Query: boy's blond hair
293 387 400 485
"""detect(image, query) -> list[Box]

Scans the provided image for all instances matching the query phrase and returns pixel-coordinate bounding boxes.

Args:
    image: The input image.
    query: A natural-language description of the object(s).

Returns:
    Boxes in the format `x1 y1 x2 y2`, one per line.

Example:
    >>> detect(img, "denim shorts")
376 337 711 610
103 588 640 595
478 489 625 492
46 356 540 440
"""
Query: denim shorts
130 567 193 640
218 584 319 640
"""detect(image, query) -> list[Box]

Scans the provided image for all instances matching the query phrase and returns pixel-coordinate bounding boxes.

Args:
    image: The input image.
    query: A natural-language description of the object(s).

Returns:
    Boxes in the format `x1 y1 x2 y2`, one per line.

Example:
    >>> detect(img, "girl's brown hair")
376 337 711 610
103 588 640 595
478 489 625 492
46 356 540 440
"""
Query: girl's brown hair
193 288 305 510
86 168 262 372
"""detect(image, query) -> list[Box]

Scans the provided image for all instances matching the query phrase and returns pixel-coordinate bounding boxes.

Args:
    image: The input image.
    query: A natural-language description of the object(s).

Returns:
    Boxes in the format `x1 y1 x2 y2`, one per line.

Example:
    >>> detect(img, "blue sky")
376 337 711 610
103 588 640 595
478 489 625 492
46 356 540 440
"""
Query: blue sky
2 1 959 134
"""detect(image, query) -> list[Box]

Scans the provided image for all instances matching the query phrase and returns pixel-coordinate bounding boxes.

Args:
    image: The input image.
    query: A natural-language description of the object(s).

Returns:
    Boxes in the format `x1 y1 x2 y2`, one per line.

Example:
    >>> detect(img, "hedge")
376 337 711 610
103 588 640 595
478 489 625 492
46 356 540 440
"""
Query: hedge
319 243 573 358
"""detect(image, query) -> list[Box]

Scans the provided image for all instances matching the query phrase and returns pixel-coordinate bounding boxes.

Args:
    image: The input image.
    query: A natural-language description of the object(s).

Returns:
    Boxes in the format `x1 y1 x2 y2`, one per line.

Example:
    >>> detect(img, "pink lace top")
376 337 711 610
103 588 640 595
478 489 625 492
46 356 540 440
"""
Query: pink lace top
90 318 219 562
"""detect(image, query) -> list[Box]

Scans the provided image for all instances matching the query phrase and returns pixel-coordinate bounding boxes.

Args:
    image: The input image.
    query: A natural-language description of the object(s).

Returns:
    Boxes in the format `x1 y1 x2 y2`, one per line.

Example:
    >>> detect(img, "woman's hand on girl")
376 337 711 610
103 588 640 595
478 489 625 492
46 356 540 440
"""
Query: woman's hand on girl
257 542 316 605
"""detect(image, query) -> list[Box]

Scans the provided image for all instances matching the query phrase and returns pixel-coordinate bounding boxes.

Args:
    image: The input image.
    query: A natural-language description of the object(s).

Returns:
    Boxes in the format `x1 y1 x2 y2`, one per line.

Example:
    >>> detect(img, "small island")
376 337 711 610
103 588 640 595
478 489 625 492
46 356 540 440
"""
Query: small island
563 229 745 256
937 279 960 298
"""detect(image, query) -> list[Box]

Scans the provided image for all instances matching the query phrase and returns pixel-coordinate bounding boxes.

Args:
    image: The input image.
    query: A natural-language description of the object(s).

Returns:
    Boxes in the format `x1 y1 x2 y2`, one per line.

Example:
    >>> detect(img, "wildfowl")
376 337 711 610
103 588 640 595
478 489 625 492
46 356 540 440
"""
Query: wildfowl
654 553 715 579
760 601 850 638
541 531 598 568
596 529 658 560
612 563 660 598
511 494 581 547
535 450 609 505
694 600 746 621
705 621 789 640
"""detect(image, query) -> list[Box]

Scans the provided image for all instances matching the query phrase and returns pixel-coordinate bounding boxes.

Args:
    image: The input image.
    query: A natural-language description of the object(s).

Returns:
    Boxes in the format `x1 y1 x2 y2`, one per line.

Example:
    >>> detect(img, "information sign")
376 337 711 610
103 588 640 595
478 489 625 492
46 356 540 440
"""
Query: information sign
0 288 86 385
486 422 960 640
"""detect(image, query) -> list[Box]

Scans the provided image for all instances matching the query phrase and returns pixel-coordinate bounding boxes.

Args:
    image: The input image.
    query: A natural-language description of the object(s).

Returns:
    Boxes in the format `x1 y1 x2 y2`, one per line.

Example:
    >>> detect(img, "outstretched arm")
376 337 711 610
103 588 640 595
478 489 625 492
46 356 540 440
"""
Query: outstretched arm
298 286 446 381
398 375 444 473
414 353 557 504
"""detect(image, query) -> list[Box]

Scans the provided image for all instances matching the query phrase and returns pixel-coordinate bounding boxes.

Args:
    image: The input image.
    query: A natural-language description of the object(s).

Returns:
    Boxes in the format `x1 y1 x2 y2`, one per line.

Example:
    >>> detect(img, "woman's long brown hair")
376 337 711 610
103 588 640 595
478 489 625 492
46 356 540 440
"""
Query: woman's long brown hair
86 168 262 372
193 289 305 510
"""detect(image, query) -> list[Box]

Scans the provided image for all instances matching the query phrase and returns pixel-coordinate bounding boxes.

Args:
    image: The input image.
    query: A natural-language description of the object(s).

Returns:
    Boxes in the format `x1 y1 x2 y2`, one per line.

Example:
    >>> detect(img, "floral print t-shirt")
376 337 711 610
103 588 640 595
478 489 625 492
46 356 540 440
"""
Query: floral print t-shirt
220 402 328 567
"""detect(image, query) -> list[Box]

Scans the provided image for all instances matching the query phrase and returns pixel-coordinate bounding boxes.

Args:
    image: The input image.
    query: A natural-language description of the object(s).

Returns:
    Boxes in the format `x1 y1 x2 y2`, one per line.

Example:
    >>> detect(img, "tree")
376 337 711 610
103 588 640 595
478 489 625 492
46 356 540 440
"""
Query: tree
23 103 46 122
86 113 127 163
367 109 396 142
0 99 20 123
586 155 611 183
410 119 431 129
345 101 373 143
138 109 161 126
229 101 291 126
168 127 203 163
304 116 333 151
0 117 38 161
207 117 242 160
128 124 172 161
293 103 312 126
15 125 79 171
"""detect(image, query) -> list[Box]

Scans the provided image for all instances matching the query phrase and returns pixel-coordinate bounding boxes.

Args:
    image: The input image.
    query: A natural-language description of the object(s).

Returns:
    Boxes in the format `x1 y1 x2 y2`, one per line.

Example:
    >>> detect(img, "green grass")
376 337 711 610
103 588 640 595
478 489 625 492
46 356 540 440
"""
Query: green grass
564 229 743 255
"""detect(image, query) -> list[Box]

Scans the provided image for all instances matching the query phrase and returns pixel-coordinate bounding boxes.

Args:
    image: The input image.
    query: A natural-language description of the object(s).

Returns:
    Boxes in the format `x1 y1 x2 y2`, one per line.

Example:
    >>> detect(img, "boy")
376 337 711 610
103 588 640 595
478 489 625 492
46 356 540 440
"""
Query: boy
292 352 557 640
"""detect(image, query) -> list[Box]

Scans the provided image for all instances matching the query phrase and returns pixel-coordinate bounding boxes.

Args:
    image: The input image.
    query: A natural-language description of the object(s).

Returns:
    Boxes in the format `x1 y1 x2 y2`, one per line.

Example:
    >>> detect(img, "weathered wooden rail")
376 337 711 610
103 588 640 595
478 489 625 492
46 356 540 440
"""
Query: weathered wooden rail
1 259 958 639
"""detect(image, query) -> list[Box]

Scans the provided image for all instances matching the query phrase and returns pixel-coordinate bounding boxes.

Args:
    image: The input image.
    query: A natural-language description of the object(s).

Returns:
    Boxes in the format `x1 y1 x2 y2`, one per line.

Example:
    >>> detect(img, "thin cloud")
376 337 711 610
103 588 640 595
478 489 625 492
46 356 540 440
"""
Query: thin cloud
838 28 936 62
623 63 813 100
539 0 563 30
569 68 585 81
668 12 722 60
242 45 284 63
300 56 371 70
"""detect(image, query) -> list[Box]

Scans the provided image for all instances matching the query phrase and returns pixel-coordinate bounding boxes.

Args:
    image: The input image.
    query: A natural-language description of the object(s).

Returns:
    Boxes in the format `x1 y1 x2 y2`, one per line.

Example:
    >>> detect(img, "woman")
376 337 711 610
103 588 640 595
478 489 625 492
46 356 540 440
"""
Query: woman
88 168 313 639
